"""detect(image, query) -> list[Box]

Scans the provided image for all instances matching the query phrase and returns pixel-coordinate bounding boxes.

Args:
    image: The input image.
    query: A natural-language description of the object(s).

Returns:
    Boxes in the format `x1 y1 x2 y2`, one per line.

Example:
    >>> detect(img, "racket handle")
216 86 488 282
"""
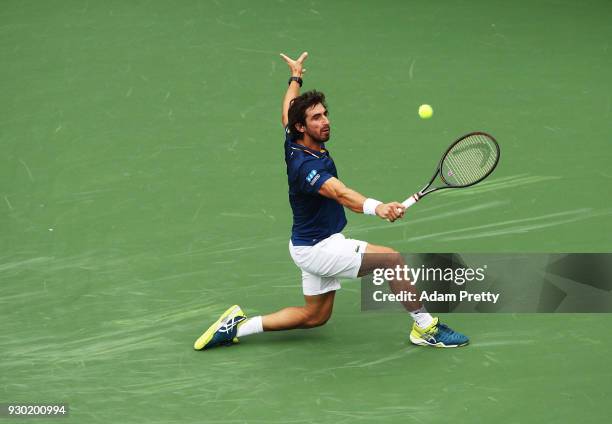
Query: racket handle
389 194 419 220
402 194 420 209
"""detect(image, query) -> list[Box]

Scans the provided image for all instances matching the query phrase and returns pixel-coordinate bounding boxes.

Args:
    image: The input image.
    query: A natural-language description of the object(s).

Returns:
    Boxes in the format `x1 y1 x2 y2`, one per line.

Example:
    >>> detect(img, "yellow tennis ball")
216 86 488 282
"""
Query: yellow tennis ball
418 104 433 119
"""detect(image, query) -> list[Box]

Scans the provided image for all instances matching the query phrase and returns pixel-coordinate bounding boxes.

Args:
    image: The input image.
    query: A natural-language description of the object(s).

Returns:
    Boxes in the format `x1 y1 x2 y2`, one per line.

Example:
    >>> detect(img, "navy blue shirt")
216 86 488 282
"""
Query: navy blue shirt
284 127 347 246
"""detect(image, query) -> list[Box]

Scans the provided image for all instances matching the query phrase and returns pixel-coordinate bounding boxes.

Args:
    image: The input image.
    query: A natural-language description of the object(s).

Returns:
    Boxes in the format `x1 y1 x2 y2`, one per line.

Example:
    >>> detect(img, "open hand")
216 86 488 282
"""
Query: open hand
279 52 308 77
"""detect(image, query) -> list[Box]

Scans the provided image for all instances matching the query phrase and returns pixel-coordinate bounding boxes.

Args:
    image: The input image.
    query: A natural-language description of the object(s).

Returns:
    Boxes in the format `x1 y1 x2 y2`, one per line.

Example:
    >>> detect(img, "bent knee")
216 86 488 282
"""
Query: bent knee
304 316 330 328
302 309 332 328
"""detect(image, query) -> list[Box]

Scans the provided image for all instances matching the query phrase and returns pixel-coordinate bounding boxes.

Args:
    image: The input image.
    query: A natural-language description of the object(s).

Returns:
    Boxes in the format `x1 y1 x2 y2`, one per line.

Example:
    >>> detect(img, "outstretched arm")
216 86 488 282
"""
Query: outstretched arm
280 51 308 128
319 177 405 222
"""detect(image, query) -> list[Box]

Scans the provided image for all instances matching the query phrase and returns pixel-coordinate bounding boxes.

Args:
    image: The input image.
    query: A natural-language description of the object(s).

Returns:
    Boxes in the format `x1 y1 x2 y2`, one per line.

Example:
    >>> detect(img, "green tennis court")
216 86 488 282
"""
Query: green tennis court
2 0 611 422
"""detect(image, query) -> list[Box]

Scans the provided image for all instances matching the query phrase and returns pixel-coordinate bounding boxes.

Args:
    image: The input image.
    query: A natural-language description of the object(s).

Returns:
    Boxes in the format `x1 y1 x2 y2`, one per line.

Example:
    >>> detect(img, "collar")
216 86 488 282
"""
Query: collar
289 141 327 159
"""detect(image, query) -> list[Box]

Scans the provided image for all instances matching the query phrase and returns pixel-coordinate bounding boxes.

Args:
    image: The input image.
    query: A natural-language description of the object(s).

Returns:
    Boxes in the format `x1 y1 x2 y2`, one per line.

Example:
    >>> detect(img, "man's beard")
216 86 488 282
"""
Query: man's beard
309 128 330 143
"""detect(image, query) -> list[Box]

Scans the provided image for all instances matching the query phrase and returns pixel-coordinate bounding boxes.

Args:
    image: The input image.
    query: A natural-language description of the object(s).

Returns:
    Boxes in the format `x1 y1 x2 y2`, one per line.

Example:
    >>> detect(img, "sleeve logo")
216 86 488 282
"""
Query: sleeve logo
306 169 321 186
306 169 317 182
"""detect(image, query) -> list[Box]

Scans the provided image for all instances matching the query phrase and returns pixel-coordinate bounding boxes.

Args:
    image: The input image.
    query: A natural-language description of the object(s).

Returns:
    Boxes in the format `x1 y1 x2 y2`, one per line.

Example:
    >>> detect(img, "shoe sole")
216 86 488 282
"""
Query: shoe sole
193 305 241 350
409 334 469 348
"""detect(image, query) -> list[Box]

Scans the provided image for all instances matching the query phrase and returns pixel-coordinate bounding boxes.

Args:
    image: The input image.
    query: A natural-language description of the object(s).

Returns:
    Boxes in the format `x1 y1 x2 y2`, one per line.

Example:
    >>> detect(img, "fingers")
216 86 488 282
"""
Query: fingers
279 51 309 65
386 202 406 222
393 202 406 218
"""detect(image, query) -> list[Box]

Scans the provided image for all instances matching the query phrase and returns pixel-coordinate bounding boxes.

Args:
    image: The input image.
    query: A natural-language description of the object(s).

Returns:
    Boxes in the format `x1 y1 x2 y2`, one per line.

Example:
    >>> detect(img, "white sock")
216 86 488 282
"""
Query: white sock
410 306 434 329
236 316 263 338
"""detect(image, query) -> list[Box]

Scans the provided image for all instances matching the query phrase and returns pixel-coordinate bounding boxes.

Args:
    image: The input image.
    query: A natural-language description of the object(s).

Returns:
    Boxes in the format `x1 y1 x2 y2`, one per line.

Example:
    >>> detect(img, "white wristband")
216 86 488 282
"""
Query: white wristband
363 198 382 216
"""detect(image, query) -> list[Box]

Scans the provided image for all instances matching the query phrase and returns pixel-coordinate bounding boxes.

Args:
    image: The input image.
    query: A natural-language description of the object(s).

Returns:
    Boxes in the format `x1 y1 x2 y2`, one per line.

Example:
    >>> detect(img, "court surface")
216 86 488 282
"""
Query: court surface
2 0 611 422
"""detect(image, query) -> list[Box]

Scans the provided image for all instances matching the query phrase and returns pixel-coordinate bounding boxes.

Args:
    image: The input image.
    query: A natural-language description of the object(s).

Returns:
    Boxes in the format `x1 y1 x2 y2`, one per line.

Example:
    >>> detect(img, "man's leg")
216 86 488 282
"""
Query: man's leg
194 236 348 350
235 269 338 338
358 243 423 312
260 291 335 330
194 292 336 350
359 243 469 348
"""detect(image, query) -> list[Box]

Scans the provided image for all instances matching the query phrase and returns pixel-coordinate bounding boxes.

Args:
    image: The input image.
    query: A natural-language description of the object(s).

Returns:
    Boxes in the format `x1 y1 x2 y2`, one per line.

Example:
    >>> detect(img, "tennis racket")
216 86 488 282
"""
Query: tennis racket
401 132 500 209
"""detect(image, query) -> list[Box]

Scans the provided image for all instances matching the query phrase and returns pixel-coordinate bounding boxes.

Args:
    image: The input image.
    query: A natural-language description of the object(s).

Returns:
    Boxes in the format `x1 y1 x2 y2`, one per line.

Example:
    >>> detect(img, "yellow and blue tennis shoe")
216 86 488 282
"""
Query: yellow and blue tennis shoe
410 317 469 348
194 305 247 350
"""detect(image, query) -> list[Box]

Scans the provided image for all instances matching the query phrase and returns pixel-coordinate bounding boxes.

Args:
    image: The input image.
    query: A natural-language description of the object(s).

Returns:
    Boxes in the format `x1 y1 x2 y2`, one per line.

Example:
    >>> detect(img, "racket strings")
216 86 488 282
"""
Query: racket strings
441 134 498 186
445 154 470 185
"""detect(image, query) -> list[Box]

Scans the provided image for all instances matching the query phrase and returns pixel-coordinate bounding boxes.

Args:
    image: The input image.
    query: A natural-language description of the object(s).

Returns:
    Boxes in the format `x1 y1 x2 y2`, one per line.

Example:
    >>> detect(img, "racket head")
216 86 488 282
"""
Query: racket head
439 132 500 188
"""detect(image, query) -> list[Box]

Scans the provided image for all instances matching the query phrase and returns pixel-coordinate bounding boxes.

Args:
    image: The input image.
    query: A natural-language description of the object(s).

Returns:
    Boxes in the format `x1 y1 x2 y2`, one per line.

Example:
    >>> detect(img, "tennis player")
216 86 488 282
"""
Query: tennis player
194 52 468 349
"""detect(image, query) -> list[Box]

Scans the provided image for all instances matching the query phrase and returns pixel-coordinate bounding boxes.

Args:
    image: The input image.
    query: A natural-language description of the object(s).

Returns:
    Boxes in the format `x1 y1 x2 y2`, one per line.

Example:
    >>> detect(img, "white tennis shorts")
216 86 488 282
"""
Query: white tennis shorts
289 233 368 296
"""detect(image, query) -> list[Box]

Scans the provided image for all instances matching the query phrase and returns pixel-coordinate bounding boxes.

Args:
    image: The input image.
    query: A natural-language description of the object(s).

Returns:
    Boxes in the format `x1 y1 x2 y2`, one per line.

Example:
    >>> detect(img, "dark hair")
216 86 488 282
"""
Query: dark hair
287 90 328 140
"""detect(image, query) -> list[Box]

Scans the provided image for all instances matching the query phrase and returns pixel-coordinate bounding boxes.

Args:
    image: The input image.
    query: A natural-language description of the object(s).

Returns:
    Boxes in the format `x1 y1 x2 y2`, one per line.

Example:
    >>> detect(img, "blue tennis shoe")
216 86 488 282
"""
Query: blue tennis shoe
410 317 469 348
194 305 247 350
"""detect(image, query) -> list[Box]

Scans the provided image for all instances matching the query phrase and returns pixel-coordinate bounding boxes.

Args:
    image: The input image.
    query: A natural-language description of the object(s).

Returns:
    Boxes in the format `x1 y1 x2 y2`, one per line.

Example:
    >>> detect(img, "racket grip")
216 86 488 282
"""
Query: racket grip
402 194 420 209
389 194 419 220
